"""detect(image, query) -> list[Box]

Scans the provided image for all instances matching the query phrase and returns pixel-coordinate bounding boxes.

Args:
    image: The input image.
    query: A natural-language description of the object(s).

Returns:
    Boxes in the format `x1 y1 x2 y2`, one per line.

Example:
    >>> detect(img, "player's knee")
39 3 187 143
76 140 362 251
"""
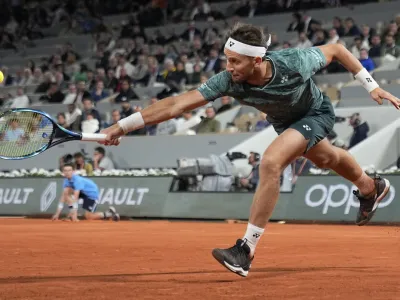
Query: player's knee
260 157 283 176
314 152 339 169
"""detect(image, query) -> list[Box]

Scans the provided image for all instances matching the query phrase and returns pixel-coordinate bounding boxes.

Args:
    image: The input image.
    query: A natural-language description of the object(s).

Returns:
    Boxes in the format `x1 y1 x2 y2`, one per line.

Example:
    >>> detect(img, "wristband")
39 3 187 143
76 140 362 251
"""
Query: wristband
354 68 379 93
117 112 145 134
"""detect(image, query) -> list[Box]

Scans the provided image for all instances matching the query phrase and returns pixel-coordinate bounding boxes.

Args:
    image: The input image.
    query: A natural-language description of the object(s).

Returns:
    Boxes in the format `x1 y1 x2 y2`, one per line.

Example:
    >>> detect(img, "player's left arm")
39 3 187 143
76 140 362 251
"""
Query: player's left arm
318 44 400 109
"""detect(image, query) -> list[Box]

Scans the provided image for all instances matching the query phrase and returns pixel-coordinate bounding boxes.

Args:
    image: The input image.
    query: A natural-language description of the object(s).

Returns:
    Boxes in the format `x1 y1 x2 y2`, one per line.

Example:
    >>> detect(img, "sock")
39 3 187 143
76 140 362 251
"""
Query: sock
243 223 264 257
353 173 376 198
103 211 112 219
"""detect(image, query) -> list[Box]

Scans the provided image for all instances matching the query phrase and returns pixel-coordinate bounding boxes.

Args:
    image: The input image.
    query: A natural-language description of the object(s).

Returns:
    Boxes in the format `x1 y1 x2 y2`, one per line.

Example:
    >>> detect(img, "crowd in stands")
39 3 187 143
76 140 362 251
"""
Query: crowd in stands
0 0 386 144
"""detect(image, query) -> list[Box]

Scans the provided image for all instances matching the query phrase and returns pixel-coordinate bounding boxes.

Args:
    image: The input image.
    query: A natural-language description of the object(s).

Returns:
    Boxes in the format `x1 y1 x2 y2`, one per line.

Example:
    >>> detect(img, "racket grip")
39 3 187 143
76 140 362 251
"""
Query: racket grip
81 133 121 142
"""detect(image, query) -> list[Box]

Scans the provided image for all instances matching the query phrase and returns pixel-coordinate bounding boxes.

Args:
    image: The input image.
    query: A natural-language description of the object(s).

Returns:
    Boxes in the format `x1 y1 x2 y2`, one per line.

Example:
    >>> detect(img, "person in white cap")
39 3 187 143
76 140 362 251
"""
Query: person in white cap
100 22 399 278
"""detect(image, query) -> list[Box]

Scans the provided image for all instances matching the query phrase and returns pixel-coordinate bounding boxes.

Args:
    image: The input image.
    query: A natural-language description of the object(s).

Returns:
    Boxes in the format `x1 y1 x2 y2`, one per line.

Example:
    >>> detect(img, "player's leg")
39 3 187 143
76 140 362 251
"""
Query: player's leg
212 128 309 277
303 138 390 225
82 198 120 221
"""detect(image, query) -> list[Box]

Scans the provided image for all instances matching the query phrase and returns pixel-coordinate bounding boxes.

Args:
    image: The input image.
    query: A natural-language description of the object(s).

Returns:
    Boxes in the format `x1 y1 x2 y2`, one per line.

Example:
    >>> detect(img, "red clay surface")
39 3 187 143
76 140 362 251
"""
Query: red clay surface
0 219 399 300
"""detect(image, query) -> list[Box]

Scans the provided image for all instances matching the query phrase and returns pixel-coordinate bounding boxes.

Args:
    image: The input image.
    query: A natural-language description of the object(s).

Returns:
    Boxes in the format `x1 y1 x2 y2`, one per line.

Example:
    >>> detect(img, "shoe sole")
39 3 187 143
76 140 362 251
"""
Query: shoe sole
357 178 391 226
108 207 120 221
211 249 248 277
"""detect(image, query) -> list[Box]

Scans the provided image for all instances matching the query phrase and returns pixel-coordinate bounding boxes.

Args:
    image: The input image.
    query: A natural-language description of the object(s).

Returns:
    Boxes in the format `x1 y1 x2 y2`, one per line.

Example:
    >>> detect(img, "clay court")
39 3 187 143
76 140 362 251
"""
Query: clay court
0 219 398 300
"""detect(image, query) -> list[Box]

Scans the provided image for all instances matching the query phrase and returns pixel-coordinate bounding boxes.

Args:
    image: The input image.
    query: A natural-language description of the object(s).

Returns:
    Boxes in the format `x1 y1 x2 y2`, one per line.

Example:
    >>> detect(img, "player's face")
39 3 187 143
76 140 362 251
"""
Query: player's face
63 166 74 179
224 49 257 83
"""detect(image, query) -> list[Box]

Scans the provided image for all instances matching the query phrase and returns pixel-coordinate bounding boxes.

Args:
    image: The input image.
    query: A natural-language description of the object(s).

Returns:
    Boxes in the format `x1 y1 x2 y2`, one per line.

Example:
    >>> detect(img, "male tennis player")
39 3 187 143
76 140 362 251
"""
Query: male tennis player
52 163 120 222
100 23 399 277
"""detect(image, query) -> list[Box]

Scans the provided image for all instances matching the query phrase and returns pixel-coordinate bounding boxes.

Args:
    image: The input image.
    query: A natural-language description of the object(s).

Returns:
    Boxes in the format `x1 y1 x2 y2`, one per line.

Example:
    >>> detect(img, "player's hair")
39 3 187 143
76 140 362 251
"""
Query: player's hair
227 22 267 47
63 163 75 170
95 147 105 156
73 152 84 158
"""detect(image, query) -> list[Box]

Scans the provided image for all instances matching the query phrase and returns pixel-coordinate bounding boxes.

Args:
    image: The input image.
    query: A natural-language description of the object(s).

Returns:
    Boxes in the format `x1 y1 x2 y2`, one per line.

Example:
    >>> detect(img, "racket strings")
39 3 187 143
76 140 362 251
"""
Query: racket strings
0 111 54 158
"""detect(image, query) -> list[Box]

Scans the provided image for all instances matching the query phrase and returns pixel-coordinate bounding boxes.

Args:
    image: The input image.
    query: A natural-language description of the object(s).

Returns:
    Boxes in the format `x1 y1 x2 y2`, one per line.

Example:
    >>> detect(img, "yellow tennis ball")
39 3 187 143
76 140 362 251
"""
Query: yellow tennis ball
0 71 4 83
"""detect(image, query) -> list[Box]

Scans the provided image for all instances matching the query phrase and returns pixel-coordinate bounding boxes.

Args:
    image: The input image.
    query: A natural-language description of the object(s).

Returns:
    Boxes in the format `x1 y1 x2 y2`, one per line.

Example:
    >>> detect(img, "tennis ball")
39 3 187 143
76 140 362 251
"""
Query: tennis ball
0 71 4 83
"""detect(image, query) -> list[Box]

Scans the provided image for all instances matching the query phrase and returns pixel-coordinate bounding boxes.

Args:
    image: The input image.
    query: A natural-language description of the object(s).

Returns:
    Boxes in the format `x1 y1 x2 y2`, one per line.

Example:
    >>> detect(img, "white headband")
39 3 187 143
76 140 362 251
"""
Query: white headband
224 35 271 57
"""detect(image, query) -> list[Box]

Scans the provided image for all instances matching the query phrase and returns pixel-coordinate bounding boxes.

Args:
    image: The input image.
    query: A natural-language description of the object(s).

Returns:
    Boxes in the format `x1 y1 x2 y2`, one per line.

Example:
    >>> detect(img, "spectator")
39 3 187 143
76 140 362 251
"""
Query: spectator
81 112 100 133
268 33 280 50
120 98 134 119
115 68 132 92
3 118 24 141
327 28 340 44
19 68 34 86
31 68 44 85
63 83 78 104
180 21 202 42
197 106 221 134
254 112 270 132
73 152 93 176
348 113 369 149
91 80 109 102
64 53 80 78
116 54 135 78
344 18 361 37
65 103 82 132
13 69 24 86
332 17 345 37
216 96 233 114
39 83 65 103
7 87 29 108
55 71 67 90
105 109 121 127
239 151 260 192
106 69 118 91
115 79 137 103
368 35 382 58
313 30 326 46
81 98 102 128
361 24 375 46
61 42 81 63
203 49 222 74
156 118 177 135
287 12 305 33
381 34 400 58
55 113 70 138
35 72 54 93
234 0 261 18
74 81 91 105
351 37 365 59
93 147 115 171
191 0 211 20
132 55 149 84
359 49 375 72
190 64 203 84
296 32 313 49
175 110 201 134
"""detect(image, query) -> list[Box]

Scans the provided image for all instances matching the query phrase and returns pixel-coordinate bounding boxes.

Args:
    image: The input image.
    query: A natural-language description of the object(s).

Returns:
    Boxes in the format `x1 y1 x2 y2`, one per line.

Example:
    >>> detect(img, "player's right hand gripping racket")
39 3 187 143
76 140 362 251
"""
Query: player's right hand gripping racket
0 108 118 160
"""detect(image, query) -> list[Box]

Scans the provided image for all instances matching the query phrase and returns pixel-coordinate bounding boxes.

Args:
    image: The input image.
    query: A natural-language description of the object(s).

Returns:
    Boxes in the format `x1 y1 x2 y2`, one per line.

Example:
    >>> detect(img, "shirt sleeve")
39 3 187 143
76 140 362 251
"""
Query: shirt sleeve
297 47 327 81
197 71 231 101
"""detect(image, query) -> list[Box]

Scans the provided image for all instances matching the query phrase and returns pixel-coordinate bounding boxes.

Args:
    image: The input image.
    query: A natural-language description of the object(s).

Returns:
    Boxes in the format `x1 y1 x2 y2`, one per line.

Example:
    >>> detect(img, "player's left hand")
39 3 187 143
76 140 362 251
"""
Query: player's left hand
370 87 400 109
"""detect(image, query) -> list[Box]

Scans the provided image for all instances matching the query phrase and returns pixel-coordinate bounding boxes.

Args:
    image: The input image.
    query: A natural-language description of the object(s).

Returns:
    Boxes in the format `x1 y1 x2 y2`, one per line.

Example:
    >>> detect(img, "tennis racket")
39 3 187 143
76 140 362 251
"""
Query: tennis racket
0 108 116 160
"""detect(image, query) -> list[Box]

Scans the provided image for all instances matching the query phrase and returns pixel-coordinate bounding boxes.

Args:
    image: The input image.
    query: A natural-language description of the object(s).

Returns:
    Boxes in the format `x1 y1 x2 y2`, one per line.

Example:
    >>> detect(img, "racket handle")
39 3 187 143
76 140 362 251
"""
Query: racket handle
81 133 121 142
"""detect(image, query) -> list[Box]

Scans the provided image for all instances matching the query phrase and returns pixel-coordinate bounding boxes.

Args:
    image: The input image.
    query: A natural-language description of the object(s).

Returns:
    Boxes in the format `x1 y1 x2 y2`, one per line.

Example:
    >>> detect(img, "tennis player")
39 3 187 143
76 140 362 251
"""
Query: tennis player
100 23 398 277
52 163 120 222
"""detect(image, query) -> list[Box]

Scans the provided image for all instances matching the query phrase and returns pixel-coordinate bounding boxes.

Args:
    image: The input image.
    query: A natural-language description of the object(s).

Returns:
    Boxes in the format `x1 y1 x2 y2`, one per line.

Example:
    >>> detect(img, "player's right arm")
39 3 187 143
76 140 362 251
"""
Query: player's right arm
101 71 231 145
52 188 69 221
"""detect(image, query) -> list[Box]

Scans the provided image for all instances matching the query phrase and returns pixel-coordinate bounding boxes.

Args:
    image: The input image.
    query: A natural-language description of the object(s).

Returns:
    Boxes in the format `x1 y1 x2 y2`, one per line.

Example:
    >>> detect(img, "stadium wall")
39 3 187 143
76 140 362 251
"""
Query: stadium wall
0 175 398 223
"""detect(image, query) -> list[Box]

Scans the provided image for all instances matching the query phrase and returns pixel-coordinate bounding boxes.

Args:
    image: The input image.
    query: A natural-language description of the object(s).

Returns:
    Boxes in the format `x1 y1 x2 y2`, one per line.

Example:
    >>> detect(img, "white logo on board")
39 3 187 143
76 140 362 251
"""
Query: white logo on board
305 183 395 215
40 182 57 212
